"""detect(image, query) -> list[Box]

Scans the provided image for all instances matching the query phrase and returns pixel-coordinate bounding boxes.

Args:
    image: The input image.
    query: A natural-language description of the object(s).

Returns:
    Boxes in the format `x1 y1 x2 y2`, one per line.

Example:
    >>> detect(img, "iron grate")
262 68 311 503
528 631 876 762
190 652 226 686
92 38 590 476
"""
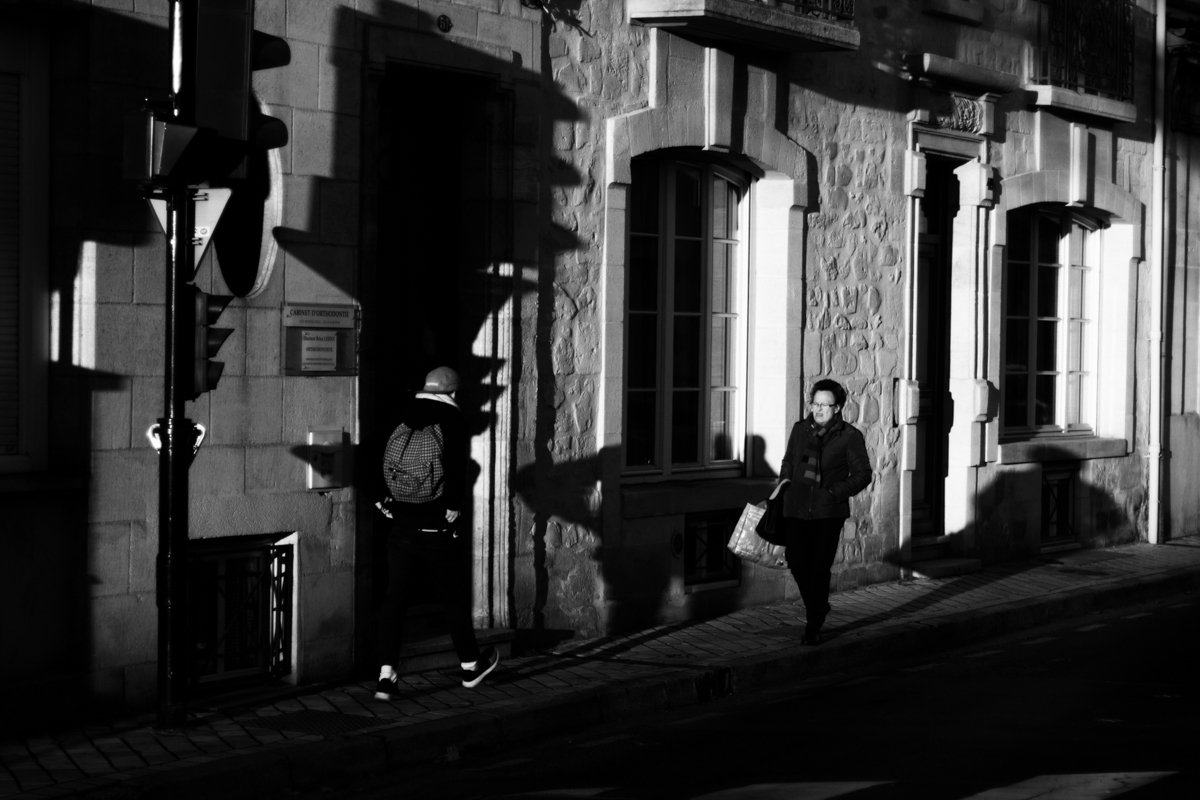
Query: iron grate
242 710 386 736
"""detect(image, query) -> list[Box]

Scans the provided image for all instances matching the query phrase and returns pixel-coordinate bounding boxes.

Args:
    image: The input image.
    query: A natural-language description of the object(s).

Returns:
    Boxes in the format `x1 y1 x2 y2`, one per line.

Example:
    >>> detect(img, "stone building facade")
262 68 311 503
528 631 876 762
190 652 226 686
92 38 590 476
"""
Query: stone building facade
3 0 1198 724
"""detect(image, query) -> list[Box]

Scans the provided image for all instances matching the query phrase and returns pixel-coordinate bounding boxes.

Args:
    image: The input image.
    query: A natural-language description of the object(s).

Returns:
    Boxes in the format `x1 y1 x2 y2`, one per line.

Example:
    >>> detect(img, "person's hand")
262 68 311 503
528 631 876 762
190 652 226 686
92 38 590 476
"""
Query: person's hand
445 509 460 523
375 500 393 519
769 479 790 501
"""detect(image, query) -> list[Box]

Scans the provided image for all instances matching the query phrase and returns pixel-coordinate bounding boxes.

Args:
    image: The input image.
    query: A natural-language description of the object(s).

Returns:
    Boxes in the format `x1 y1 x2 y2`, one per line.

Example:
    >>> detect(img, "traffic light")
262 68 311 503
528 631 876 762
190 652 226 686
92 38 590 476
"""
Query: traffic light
192 0 291 296
187 286 234 399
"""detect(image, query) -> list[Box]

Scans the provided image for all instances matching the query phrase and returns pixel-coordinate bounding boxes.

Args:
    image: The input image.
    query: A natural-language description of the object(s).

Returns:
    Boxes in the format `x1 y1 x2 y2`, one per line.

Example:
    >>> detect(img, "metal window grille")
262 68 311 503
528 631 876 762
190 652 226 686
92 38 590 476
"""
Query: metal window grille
1041 466 1077 543
189 538 293 684
1035 0 1134 103
683 509 742 586
780 1 855 22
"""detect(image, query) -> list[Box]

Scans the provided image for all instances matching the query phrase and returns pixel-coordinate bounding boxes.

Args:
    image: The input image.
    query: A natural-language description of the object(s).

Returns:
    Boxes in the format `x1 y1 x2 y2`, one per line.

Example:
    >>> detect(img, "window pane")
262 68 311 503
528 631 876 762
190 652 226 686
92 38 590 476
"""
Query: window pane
630 159 659 235
627 312 658 389
1037 265 1059 317
674 238 703 312
1036 320 1058 371
1005 374 1029 428
1066 372 1081 426
1069 266 1084 319
1069 223 1082 266
1006 319 1030 372
675 165 702 238
1035 374 1056 425
710 316 734 387
673 316 701 388
712 175 729 239
710 390 732 461
1037 213 1060 264
1068 320 1083 372
672 390 700 463
626 391 657 467
711 242 728 314
1006 262 1030 317
629 235 659 311
1008 209 1031 261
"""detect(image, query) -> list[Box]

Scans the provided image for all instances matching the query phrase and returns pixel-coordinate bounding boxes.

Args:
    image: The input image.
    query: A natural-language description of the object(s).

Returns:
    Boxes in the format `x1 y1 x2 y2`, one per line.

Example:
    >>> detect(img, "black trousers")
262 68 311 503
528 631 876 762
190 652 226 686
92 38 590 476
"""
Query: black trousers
374 520 480 667
783 516 844 632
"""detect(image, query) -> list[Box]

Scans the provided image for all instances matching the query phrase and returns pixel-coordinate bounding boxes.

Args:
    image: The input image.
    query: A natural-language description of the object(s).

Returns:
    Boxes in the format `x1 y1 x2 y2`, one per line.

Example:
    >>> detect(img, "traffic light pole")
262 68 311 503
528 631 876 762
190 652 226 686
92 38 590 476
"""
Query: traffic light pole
157 184 197 730
156 0 198 730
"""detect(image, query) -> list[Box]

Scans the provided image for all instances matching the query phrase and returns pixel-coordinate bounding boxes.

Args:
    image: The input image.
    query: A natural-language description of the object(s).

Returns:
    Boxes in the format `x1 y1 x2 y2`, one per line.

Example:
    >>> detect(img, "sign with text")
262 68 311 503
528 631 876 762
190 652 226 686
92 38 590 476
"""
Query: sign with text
282 303 357 376
300 330 337 371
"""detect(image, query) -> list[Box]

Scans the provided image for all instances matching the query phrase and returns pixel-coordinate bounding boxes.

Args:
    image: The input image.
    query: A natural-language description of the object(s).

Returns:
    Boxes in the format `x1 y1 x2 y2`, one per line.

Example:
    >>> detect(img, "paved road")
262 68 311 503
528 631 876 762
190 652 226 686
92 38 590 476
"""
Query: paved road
301 593 1200 800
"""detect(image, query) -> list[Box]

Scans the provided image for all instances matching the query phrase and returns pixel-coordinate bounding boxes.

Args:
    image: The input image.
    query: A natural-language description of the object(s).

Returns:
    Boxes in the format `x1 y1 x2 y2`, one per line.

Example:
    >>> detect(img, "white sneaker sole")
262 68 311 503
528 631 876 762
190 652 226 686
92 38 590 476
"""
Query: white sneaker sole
461 652 500 688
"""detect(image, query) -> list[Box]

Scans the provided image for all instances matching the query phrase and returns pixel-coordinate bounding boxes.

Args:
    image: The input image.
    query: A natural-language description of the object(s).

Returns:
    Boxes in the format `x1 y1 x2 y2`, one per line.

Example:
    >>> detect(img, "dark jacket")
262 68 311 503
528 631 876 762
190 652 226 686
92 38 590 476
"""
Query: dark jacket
778 414 872 520
383 394 467 527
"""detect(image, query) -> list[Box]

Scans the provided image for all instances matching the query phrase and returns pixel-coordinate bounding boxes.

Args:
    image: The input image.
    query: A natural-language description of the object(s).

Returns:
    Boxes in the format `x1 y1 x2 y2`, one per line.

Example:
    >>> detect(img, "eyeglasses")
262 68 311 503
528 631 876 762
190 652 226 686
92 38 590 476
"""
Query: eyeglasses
811 402 838 409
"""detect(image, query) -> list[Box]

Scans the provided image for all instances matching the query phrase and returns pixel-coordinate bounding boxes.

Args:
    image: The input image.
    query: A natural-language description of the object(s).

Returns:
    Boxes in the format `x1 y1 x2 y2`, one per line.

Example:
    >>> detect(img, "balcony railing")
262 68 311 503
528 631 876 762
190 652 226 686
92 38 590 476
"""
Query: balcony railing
628 0 858 52
1034 0 1134 103
783 0 855 22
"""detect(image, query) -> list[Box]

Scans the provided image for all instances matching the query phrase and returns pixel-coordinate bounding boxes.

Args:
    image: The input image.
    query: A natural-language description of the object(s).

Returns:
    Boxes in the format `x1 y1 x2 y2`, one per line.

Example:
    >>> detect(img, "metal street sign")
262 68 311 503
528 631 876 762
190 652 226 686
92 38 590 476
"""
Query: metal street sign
149 187 231 275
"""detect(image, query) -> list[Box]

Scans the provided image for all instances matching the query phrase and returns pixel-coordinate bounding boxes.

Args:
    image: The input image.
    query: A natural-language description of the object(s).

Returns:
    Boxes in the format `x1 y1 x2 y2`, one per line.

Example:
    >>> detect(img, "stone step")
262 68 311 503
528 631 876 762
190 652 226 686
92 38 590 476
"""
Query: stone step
911 557 983 580
397 628 516 675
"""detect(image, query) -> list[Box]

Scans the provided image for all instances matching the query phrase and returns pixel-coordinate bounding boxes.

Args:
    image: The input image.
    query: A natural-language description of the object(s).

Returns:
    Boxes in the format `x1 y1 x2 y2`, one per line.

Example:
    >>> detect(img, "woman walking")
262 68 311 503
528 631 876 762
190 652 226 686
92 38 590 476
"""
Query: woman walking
773 379 872 645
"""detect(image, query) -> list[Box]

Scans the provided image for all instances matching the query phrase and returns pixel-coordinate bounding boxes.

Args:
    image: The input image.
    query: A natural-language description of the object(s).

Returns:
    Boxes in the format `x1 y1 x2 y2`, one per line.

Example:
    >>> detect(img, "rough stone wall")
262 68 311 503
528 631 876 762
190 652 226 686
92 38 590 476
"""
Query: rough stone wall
512 1 650 636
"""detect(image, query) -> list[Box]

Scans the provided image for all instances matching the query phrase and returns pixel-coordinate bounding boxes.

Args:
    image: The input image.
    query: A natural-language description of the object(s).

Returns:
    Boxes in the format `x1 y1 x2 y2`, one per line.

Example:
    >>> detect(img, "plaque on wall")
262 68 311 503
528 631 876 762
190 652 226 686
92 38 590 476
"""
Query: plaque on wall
282 303 358 376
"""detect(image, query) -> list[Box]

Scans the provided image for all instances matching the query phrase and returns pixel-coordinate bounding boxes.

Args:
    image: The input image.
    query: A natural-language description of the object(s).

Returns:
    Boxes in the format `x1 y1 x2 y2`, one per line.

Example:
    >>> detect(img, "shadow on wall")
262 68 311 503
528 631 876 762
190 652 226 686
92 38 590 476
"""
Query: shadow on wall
260 3 586 666
0 5 179 732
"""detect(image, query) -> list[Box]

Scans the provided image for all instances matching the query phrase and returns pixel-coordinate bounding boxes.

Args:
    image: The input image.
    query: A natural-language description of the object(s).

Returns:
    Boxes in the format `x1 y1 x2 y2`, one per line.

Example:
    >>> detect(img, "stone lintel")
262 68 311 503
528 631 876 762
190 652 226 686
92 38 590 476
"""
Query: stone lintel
918 54 1020 93
922 0 985 26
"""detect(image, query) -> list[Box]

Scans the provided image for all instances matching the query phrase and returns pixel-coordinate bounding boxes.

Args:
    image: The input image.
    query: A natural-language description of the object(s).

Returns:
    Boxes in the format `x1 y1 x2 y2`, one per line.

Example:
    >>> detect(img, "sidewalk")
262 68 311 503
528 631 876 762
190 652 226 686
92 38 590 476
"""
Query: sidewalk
4 537 1200 800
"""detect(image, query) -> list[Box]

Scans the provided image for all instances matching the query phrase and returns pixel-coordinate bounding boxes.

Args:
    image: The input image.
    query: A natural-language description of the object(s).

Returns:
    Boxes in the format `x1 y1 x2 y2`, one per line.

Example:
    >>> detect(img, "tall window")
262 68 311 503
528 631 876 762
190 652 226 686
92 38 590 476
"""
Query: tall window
1004 207 1101 434
625 156 748 474
0 27 48 473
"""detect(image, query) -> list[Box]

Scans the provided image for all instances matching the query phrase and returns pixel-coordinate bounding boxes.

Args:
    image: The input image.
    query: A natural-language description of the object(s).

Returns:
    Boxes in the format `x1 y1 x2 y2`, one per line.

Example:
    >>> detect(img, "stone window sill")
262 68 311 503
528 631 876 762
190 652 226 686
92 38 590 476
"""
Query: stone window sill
1025 85 1137 124
997 436 1128 464
621 477 775 519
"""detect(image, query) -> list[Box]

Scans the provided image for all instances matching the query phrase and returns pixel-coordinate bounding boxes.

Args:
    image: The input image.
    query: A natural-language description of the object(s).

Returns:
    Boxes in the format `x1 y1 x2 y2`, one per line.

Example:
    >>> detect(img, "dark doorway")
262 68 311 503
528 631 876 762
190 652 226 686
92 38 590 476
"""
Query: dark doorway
912 156 959 552
363 63 510 649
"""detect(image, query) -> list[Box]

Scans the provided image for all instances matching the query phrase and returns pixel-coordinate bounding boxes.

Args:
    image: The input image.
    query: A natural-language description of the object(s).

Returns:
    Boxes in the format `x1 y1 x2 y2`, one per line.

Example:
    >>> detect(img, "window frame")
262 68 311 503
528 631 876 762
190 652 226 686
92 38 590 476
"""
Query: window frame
1002 206 1103 439
622 154 751 480
0 25 49 474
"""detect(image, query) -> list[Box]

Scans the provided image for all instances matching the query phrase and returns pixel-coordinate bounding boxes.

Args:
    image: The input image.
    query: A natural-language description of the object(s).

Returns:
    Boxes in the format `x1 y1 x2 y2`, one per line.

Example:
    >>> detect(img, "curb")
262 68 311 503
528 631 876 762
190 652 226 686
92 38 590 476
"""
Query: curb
67 565 1200 800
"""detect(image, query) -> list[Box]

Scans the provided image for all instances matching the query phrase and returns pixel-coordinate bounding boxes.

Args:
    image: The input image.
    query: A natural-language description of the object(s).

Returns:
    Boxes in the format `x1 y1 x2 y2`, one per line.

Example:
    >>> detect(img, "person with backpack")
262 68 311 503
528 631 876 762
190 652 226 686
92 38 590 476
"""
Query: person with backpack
373 366 500 699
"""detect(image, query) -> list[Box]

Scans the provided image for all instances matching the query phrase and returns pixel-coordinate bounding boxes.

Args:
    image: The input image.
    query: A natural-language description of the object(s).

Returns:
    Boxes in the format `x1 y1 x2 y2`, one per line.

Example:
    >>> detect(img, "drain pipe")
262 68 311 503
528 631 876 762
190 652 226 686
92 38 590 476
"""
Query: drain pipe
1149 0 1167 545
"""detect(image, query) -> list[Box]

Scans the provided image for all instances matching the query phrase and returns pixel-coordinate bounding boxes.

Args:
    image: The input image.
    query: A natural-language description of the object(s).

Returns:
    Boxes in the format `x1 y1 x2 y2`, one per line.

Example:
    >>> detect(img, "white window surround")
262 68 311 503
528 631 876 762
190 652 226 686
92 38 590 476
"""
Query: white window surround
601 41 811 503
0 26 49 474
995 173 1141 466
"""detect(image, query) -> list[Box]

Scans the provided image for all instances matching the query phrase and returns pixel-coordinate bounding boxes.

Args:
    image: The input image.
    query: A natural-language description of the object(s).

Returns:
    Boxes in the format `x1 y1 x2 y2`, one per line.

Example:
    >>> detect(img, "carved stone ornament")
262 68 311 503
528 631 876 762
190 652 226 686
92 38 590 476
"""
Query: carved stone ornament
935 95 984 133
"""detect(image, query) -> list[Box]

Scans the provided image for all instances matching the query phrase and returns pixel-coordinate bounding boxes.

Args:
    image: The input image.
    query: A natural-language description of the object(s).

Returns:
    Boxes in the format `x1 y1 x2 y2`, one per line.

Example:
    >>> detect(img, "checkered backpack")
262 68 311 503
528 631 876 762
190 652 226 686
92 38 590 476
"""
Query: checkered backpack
382 421 445 503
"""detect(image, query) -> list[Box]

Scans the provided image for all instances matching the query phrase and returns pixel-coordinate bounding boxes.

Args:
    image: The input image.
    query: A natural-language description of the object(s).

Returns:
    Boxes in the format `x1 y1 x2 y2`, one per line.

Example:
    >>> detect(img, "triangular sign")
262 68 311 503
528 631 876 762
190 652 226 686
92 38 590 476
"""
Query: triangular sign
147 187 232 276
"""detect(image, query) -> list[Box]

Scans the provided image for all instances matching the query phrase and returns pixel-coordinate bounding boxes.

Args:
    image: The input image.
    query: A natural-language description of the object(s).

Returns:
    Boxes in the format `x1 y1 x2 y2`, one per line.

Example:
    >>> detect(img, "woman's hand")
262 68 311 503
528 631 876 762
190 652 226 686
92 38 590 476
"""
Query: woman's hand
769 479 791 501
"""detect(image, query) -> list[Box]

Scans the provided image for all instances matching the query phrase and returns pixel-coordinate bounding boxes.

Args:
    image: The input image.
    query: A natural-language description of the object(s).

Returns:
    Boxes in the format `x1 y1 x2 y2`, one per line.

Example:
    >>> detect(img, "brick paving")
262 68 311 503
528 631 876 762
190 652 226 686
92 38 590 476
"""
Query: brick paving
2 537 1199 799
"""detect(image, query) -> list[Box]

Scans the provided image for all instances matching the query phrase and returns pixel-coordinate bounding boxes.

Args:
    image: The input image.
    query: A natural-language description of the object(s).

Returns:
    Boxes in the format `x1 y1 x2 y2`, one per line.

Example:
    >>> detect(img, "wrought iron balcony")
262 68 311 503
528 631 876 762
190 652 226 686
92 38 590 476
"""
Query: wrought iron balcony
1033 0 1134 103
628 0 858 52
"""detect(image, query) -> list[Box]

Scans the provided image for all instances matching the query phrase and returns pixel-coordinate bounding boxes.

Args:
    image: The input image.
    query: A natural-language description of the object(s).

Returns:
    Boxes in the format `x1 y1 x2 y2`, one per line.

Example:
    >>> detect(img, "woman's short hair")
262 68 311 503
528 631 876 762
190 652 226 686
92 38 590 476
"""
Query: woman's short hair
812 379 847 407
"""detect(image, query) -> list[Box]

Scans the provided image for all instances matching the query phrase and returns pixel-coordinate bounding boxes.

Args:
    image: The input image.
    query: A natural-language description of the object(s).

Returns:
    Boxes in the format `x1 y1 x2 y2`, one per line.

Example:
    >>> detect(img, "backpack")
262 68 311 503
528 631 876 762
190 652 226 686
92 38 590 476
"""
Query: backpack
382 421 445 503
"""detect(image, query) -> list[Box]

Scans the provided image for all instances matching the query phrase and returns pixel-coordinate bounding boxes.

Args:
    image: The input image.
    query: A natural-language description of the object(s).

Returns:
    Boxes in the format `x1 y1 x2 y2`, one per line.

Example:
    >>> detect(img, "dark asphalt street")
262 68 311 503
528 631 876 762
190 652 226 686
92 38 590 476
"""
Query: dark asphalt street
298 593 1200 800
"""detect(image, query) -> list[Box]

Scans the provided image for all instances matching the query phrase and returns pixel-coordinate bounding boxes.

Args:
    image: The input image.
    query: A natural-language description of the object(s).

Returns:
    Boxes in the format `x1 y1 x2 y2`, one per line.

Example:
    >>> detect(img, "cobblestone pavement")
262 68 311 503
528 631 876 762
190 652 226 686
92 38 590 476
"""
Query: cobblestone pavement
3 537 1199 799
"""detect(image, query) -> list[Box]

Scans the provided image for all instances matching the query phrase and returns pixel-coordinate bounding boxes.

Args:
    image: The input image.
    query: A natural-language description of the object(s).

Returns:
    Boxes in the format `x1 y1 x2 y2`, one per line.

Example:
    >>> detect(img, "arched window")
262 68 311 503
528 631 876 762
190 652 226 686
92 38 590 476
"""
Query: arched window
1003 206 1103 434
624 155 750 475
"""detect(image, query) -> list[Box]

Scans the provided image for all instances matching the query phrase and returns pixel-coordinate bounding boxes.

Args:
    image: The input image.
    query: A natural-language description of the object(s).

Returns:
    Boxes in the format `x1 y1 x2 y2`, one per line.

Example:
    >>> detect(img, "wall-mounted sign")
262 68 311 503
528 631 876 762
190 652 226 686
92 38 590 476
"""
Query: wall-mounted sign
283 303 357 376
301 330 338 371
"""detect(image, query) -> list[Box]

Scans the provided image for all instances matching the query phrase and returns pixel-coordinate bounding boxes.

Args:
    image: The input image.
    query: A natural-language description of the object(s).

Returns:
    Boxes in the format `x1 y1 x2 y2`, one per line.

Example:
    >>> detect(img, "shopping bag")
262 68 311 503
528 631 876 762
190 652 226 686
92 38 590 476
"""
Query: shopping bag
727 502 788 570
